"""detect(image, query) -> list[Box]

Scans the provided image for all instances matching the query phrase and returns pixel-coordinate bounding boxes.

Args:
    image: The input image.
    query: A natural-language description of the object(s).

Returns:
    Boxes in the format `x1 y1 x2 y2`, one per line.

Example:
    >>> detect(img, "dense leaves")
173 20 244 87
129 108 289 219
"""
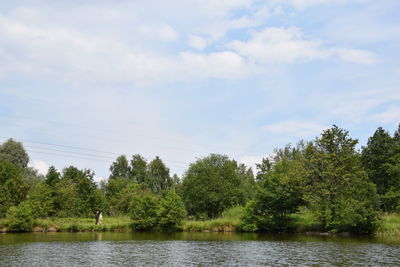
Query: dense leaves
181 154 254 219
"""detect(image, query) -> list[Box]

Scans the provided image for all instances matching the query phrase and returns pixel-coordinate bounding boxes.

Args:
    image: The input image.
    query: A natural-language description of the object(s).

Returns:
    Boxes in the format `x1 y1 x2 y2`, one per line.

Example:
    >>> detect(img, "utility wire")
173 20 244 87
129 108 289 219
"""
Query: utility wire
0 136 190 165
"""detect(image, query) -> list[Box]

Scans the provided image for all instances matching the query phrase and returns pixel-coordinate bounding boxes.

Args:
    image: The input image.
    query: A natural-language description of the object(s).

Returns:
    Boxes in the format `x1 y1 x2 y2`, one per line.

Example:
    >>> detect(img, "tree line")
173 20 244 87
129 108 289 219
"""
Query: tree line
0 124 399 233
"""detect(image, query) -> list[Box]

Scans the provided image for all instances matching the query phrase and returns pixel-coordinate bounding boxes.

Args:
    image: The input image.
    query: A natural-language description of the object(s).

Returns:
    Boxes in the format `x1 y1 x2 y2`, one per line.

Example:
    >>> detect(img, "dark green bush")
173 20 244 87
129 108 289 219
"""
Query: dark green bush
129 192 159 231
6 201 38 232
158 190 187 231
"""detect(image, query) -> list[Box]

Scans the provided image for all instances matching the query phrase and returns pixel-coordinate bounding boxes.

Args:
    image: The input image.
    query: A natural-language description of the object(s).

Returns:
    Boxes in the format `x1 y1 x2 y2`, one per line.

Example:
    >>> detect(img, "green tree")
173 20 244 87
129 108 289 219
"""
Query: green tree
6 201 38 232
0 139 29 169
62 166 99 216
146 156 172 194
26 181 55 218
241 144 307 232
109 155 131 179
129 191 159 231
181 154 249 218
305 125 380 233
361 126 400 211
45 166 61 187
0 161 29 217
158 189 187 231
54 178 82 217
130 154 147 183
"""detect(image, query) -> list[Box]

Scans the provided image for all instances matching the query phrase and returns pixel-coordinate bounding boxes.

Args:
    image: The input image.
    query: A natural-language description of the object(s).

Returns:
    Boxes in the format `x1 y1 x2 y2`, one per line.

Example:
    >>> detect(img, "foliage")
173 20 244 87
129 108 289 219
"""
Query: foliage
182 154 253 219
6 201 38 232
241 146 307 232
26 181 55 218
130 154 147 183
45 166 61 187
0 139 29 169
158 189 187 231
305 125 380 233
109 155 131 179
129 191 159 231
0 161 29 217
146 156 173 194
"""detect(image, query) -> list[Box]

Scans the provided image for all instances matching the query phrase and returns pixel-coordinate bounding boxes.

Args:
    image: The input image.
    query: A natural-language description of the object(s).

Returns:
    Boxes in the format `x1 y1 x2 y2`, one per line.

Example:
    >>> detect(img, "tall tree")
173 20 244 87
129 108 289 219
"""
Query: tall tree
45 166 61 187
146 156 172 194
0 139 29 169
361 125 400 211
0 161 29 217
305 125 379 233
130 154 147 183
109 155 131 179
181 154 248 219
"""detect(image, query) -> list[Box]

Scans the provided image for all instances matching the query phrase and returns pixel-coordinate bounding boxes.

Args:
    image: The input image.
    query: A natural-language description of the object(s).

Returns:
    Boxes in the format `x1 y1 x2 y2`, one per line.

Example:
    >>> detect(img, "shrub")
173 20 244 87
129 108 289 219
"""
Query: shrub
6 201 38 232
129 192 159 231
158 190 187 231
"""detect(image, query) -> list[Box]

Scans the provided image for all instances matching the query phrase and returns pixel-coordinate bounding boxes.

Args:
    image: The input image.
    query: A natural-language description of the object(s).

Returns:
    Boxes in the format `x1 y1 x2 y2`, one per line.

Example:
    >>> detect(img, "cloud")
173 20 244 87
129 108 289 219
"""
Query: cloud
138 23 179 42
275 0 367 10
228 27 378 65
371 106 400 124
263 121 327 137
239 155 264 171
28 159 49 175
188 35 209 50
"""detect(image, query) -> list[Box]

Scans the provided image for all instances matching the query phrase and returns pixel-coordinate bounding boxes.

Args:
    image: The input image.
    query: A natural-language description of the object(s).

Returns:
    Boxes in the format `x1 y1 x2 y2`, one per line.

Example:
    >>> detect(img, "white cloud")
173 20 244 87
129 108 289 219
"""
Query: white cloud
371 106 400 124
274 0 367 10
188 35 209 50
138 23 179 42
239 155 264 171
228 27 377 65
28 160 49 175
263 121 326 137
335 48 378 64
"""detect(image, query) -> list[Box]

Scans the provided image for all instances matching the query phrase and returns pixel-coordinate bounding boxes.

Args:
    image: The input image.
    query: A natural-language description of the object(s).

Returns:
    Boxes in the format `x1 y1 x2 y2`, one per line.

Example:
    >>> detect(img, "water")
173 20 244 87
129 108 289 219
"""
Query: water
0 232 399 266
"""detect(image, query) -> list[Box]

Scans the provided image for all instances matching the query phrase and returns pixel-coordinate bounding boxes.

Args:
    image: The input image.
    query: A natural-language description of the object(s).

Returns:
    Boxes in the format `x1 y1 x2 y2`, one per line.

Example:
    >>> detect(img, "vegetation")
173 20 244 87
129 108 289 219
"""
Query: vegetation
0 124 399 235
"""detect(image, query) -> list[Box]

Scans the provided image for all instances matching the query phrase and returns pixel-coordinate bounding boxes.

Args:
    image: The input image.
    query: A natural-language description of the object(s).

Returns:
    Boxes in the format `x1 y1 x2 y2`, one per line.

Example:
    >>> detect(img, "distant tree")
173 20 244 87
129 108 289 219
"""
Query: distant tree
109 155 131 179
361 125 400 211
129 191 159 231
181 154 249 219
146 156 172 194
45 166 61 187
54 178 82 217
130 154 147 183
55 166 100 216
305 126 380 233
158 189 187 231
0 139 29 169
6 201 38 232
0 161 29 217
26 181 55 218
241 144 307 232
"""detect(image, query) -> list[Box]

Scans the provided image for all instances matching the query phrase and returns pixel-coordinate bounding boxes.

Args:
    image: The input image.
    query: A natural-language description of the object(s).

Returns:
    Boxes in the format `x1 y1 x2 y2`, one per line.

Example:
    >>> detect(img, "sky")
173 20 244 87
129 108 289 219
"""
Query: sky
0 0 399 182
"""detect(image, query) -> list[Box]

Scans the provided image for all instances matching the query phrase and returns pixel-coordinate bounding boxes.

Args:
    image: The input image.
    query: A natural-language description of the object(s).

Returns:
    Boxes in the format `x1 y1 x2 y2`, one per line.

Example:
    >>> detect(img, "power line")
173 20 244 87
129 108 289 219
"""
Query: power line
0 136 190 165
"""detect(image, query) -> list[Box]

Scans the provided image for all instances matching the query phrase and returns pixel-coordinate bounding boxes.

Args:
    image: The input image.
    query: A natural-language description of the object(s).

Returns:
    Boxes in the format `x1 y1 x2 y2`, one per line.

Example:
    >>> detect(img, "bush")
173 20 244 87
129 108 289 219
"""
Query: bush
6 201 38 232
129 192 159 231
158 190 187 231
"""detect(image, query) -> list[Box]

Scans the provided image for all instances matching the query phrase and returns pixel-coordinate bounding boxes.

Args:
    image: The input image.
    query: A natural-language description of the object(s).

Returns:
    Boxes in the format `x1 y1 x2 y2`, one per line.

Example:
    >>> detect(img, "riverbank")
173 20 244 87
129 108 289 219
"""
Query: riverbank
1 213 399 237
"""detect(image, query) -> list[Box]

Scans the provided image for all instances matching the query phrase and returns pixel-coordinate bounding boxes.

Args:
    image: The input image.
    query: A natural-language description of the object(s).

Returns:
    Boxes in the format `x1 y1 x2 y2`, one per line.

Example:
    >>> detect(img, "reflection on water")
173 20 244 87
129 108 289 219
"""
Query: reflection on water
0 232 399 266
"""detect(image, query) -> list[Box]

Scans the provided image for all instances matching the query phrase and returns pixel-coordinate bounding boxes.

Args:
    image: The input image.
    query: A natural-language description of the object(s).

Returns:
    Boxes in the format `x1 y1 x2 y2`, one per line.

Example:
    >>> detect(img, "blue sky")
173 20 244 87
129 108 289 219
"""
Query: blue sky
0 0 399 181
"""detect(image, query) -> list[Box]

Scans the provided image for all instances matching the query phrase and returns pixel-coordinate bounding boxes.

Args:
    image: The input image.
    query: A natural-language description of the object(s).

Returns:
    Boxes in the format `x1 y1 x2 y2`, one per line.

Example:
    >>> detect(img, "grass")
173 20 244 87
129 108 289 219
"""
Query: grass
31 216 132 232
1 208 400 236
376 213 400 237
182 206 243 232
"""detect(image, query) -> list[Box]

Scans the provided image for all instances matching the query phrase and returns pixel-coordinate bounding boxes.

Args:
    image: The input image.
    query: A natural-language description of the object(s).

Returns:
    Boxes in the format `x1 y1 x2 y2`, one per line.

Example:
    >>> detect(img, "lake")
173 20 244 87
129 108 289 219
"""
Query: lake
0 232 399 266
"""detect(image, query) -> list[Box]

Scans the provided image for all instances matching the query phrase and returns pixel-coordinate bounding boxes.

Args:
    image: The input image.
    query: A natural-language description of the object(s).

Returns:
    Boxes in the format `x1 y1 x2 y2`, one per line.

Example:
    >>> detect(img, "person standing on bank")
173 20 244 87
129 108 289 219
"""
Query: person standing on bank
95 211 103 225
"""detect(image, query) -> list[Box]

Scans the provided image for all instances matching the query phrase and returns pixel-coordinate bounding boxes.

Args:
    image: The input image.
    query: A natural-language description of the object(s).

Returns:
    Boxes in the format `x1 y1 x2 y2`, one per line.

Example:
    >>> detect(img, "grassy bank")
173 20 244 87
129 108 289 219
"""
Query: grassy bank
1 211 399 236
376 213 400 236
0 216 132 233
